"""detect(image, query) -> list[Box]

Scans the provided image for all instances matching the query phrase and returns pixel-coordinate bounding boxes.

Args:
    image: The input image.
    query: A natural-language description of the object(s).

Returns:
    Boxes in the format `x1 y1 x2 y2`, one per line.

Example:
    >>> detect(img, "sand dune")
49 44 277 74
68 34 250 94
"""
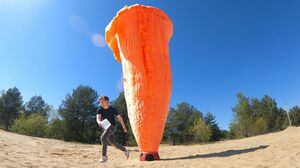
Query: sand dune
1 127 300 168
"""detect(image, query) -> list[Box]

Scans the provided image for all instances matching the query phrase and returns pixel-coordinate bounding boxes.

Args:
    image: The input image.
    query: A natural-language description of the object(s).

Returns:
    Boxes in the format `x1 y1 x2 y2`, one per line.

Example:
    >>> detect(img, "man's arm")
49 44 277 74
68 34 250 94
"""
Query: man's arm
96 114 102 126
116 115 127 133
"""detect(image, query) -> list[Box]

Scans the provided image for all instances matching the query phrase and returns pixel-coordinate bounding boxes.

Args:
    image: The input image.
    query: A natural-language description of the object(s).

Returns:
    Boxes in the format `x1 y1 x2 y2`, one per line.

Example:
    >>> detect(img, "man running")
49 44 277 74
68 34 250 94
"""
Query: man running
96 96 129 163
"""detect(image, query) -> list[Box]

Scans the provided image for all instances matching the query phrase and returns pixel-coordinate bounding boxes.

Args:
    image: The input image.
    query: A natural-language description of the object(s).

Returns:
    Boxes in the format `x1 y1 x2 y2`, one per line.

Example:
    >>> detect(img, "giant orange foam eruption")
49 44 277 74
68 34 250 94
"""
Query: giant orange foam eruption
105 4 173 161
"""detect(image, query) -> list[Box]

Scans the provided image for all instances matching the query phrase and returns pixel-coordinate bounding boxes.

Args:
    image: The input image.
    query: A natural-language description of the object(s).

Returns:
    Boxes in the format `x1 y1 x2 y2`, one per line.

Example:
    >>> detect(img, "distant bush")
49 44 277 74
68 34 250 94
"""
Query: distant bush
46 118 64 139
126 131 137 146
252 117 268 135
290 106 300 126
190 118 212 143
229 93 290 139
12 114 47 137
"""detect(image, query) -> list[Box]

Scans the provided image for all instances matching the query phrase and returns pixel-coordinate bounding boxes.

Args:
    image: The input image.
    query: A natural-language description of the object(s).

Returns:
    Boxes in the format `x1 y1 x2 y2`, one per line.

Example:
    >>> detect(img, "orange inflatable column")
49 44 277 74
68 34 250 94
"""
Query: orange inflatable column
105 4 173 161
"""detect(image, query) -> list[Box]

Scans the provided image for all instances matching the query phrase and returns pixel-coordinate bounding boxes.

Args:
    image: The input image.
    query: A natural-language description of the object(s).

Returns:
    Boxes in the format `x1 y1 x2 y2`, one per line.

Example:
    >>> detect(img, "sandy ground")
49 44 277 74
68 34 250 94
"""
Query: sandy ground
0 127 300 168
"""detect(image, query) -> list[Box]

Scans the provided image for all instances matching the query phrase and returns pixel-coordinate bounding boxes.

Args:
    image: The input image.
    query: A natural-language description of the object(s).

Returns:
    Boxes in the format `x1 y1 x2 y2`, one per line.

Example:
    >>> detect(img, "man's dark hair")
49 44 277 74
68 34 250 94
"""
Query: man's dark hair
99 96 109 102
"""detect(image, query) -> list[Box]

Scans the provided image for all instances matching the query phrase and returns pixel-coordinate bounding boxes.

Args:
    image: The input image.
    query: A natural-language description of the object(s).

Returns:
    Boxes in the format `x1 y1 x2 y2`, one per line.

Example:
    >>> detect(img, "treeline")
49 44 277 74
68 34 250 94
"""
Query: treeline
228 93 300 138
163 103 226 145
0 86 99 143
0 86 299 146
0 86 135 145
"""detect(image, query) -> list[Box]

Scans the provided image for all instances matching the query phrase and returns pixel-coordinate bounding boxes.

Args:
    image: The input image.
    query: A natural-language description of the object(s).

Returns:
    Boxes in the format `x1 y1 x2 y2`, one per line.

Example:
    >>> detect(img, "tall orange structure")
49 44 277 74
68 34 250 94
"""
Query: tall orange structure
105 4 173 161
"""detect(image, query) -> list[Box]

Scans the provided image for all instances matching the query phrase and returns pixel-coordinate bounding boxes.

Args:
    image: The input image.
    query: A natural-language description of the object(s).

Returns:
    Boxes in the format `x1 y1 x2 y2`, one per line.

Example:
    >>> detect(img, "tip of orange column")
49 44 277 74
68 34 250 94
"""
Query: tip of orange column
139 152 160 161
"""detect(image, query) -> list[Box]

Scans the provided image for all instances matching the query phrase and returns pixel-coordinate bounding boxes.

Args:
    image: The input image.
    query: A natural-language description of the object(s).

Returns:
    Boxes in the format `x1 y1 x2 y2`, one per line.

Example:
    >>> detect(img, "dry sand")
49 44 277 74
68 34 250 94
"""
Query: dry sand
1 127 300 168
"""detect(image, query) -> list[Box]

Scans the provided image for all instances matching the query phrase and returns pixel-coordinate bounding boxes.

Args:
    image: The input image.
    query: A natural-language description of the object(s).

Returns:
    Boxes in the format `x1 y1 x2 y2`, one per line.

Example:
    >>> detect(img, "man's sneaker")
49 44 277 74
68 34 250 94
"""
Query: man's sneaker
99 156 108 163
124 150 129 159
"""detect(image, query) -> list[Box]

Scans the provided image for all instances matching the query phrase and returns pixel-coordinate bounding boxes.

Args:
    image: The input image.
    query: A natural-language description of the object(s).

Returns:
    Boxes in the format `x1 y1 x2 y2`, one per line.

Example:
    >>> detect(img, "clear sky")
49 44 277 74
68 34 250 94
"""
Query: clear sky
1 0 300 130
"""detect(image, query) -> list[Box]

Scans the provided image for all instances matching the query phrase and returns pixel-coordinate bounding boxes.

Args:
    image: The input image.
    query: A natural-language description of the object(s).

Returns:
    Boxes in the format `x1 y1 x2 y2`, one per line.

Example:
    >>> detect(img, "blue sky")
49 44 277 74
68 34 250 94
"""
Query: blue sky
1 0 300 130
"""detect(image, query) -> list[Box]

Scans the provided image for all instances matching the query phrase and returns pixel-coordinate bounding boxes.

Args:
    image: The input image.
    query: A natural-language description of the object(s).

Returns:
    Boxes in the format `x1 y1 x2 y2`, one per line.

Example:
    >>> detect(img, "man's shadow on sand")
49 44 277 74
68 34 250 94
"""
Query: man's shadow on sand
160 145 269 161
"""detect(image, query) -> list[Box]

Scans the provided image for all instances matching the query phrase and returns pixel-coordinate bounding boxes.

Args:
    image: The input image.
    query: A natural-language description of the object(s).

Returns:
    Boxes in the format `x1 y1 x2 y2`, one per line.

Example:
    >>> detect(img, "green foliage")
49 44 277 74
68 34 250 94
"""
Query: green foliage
275 108 289 130
228 119 243 139
289 106 300 126
0 87 23 130
46 118 64 139
59 85 99 143
12 114 47 137
25 95 51 118
229 92 292 139
191 117 212 143
252 117 268 135
204 112 222 141
164 107 177 145
231 93 253 137
2 85 297 146
164 102 211 145
219 130 229 140
254 96 279 132
126 134 138 146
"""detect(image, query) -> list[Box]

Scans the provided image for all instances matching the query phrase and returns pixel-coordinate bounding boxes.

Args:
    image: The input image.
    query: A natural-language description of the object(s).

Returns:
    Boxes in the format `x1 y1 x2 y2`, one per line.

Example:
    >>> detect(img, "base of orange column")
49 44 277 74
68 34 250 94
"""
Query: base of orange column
139 152 160 161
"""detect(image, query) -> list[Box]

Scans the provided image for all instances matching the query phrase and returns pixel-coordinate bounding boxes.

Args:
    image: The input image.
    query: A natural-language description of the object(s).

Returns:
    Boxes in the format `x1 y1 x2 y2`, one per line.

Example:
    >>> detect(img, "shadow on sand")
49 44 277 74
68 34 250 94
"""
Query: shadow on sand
160 145 269 161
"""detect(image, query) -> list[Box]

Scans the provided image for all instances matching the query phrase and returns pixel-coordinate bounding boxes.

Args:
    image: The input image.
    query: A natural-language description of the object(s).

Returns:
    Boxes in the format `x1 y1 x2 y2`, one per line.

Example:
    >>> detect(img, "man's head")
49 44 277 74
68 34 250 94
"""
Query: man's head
99 96 109 108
